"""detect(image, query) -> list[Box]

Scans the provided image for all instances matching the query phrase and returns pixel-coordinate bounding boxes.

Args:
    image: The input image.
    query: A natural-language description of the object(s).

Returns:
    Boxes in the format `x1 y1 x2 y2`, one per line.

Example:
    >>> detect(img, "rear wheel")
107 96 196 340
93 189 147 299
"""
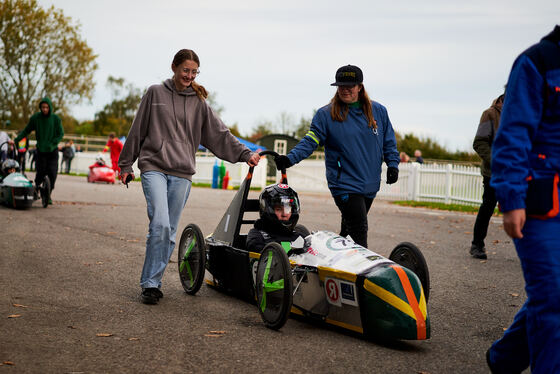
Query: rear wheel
255 242 293 330
389 242 430 302
40 175 51 208
177 224 206 295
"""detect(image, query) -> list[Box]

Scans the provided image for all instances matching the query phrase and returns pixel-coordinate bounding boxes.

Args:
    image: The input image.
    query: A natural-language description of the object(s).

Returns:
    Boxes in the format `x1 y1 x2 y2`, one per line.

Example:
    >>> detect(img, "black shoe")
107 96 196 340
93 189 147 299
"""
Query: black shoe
470 244 487 259
141 288 161 305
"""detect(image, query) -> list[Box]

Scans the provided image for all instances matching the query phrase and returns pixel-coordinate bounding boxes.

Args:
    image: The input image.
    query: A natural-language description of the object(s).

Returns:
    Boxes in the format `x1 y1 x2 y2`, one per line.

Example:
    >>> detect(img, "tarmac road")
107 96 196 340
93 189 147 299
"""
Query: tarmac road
1 174 527 373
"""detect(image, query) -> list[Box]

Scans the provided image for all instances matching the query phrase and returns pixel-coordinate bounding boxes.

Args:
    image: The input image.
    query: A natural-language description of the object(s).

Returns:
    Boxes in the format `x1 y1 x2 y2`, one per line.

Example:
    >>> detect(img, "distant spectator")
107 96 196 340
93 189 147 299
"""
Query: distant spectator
75 145 82 152
60 140 75 174
414 149 424 164
470 92 505 259
16 136 29 173
103 133 123 177
28 148 37 171
0 131 10 162
400 152 410 163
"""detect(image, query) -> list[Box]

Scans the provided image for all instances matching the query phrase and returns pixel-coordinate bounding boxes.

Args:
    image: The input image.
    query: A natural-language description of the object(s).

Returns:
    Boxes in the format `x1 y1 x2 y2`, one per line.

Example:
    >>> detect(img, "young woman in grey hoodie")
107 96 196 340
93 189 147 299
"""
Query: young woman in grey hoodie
118 49 260 304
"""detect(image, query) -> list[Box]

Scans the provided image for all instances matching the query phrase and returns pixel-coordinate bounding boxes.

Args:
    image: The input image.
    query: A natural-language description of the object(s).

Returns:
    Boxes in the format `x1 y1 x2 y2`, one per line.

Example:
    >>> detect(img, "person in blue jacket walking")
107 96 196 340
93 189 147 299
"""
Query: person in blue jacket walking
487 25 560 374
275 65 400 248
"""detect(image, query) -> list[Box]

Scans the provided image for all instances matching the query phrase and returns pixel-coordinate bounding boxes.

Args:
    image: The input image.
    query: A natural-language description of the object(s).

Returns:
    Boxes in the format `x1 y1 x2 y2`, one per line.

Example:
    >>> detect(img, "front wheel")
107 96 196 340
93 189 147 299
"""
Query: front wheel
40 175 51 208
255 242 293 330
177 224 207 295
389 242 430 302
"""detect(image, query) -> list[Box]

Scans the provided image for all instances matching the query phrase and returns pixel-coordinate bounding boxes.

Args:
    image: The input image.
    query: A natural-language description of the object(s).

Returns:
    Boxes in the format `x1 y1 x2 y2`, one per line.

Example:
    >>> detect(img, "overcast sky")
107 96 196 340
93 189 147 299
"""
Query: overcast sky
37 0 559 151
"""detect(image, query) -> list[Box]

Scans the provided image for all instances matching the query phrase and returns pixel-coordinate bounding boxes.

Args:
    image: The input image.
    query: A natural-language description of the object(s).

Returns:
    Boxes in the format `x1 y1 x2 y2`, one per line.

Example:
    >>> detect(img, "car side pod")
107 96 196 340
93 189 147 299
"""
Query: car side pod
359 264 430 340
0 173 34 209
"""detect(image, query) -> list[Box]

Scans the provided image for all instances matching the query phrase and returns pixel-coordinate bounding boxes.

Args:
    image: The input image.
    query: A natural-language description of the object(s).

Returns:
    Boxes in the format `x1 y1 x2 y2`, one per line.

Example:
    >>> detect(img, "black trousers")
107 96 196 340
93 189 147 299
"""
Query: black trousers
472 176 497 247
61 156 73 173
333 193 374 248
35 150 59 191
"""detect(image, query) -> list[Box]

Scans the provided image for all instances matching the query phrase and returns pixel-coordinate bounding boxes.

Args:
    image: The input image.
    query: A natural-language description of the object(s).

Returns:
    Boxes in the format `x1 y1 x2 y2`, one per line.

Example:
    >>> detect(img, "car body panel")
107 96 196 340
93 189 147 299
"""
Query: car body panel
0 172 34 209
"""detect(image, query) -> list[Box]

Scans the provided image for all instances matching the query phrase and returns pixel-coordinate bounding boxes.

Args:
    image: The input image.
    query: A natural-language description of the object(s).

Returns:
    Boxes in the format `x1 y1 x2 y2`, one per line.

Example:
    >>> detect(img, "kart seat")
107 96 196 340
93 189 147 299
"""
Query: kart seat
240 198 259 226
235 198 260 250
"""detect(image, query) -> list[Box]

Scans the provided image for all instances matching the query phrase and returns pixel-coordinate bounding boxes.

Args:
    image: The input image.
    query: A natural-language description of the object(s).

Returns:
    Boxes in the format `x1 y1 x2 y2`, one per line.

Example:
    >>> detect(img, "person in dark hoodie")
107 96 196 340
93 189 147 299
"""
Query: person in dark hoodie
247 183 303 253
119 49 260 305
13 97 64 201
469 92 505 259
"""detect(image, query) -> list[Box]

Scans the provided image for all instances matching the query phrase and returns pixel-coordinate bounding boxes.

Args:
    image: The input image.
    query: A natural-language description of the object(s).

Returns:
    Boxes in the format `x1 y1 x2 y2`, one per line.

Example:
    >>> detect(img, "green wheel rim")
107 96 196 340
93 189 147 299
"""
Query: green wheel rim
178 224 206 295
255 242 293 330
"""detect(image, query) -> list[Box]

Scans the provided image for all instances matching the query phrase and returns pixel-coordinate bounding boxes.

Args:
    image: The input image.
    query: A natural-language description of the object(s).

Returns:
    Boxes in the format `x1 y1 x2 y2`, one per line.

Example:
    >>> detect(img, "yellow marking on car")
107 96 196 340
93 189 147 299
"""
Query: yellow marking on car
325 318 363 334
291 306 362 333
317 266 357 282
363 279 417 320
290 306 304 316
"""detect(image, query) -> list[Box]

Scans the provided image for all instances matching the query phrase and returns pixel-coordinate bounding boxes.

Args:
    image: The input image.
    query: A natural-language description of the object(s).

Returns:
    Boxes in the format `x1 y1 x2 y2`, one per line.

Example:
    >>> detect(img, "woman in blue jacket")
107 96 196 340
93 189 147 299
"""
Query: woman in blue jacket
275 65 400 248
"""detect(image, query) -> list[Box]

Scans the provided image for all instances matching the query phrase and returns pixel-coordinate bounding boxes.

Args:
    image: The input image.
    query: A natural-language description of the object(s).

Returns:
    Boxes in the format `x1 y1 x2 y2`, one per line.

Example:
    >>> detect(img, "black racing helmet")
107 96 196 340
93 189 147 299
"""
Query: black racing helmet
259 183 300 231
1 159 20 175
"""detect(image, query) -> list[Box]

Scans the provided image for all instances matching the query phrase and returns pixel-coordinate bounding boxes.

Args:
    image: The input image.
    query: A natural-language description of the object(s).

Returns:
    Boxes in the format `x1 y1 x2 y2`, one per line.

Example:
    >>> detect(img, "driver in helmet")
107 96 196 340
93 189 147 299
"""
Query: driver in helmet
1 159 20 179
247 183 303 253
95 154 106 166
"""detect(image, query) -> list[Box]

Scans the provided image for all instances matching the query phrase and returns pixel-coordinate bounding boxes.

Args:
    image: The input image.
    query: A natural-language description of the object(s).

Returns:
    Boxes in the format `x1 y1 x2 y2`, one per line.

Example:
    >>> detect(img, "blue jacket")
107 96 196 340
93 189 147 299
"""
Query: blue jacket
287 100 400 198
491 25 560 212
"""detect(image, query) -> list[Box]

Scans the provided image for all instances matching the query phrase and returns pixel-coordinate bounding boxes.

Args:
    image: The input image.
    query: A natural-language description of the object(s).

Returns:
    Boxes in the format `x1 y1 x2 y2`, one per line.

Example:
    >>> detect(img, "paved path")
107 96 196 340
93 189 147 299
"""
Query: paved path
1 174 526 373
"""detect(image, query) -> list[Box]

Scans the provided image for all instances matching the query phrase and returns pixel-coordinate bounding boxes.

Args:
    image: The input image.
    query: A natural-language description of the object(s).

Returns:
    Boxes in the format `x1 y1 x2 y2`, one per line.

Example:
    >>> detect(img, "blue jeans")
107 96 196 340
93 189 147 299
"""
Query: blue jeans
488 215 560 373
140 171 191 289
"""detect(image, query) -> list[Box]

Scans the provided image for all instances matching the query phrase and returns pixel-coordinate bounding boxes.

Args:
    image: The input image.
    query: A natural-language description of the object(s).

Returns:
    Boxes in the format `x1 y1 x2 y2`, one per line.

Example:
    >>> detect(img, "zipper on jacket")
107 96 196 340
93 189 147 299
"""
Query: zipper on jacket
337 158 342 180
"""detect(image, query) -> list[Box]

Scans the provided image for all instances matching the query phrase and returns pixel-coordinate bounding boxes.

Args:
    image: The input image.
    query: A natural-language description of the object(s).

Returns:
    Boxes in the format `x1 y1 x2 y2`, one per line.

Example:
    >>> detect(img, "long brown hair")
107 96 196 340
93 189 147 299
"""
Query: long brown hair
329 84 377 128
172 49 208 101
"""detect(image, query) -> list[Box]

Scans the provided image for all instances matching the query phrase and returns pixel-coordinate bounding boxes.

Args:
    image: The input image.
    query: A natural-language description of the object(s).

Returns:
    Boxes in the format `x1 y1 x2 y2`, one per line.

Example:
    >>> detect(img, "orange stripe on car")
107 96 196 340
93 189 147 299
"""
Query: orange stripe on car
391 265 427 340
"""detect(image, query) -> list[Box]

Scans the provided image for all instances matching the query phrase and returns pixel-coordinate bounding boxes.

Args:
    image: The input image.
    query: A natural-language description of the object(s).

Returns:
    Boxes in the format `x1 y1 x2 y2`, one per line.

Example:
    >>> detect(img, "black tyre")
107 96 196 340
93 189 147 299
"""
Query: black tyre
389 242 430 302
177 224 206 295
255 242 293 330
294 224 310 238
40 175 51 208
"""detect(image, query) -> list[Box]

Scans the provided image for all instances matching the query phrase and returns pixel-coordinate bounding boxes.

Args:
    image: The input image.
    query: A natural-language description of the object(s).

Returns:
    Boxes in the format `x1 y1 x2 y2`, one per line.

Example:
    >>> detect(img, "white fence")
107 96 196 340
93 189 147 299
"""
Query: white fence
377 163 483 205
32 152 483 205
277 161 483 206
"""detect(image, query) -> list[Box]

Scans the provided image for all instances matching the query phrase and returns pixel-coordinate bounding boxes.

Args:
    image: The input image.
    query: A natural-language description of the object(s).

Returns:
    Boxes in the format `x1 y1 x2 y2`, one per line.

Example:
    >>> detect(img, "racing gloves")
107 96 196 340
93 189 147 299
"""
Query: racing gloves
386 167 399 184
274 155 293 170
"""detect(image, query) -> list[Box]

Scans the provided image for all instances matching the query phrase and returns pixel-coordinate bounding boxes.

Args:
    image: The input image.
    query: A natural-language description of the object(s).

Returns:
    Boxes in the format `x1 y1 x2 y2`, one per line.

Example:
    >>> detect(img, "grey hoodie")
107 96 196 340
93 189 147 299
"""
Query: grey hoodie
119 79 252 179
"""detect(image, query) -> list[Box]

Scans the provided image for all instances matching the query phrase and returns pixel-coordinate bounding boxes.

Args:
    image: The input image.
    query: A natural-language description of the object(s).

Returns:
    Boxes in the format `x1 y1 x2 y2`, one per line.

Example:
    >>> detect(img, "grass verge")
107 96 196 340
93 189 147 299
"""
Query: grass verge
391 200 501 215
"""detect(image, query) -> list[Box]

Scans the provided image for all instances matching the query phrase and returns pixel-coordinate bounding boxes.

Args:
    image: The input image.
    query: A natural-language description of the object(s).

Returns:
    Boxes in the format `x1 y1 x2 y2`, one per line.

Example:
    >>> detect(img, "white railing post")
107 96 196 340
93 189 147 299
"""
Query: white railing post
408 163 419 201
445 164 453 204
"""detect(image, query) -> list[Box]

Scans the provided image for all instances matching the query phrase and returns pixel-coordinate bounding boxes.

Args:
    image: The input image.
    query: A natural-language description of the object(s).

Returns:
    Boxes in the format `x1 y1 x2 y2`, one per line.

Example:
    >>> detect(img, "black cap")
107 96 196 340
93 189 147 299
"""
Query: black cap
330 65 363 86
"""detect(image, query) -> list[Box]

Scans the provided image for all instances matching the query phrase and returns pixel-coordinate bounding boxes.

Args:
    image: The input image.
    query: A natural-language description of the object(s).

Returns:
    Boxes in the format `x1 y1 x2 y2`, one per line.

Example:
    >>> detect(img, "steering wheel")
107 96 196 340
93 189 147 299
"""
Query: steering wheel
251 150 288 184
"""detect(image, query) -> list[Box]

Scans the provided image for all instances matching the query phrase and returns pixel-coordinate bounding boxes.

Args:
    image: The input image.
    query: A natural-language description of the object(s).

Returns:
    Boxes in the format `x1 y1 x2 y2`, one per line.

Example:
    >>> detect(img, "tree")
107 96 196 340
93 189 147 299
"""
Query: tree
0 0 98 128
228 123 241 138
93 76 142 136
294 113 313 139
248 122 273 143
